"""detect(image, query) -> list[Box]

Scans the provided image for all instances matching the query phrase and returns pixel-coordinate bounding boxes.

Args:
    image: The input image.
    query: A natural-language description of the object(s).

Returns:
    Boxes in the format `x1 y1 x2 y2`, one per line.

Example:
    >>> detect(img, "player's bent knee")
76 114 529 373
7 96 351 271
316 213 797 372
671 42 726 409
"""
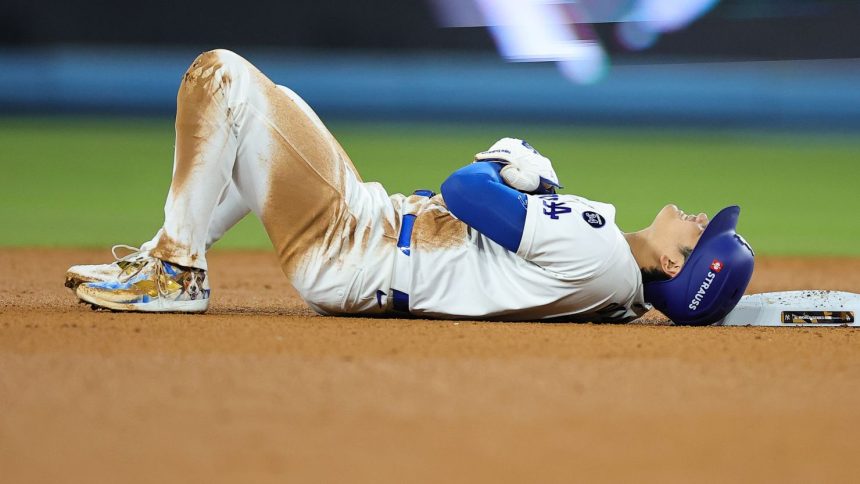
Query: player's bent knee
209 49 245 65
181 49 255 100
187 49 249 75
210 49 254 75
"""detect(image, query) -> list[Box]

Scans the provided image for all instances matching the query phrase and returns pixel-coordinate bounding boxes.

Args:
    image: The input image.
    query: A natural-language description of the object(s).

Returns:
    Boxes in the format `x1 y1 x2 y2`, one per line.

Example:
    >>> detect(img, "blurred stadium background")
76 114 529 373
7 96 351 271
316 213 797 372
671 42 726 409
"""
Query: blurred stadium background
1 0 858 254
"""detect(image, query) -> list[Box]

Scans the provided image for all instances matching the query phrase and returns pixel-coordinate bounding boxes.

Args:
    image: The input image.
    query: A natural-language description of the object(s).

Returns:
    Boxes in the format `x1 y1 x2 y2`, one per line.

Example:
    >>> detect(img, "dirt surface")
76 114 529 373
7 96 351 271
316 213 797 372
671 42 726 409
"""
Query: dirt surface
2 248 860 484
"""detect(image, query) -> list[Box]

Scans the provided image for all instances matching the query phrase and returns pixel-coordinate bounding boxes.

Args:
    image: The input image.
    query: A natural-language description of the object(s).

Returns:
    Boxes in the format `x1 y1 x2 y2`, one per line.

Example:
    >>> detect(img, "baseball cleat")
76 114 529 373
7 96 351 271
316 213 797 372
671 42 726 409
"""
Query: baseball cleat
75 256 209 313
65 245 151 289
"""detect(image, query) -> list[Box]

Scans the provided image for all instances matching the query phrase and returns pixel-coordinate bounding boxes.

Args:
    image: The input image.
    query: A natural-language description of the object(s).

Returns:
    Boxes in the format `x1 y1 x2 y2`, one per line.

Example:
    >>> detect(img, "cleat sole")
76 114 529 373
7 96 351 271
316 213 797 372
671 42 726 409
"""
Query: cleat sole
76 288 209 313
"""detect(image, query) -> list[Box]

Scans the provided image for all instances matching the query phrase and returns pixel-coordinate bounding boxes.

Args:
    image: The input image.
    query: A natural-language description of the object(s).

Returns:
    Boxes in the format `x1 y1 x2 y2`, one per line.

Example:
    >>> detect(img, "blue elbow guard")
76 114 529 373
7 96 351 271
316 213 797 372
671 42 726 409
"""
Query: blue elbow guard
441 163 527 252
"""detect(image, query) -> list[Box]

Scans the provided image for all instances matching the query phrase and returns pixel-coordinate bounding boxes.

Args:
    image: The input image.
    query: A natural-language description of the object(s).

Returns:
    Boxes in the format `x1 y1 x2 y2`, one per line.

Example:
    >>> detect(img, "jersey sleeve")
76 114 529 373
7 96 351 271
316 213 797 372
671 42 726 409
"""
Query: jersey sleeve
516 194 616 277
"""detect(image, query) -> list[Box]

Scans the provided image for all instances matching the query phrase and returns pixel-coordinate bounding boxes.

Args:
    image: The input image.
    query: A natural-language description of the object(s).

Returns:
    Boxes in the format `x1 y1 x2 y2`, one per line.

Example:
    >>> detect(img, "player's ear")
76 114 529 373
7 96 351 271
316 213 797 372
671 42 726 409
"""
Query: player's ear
659 254 683 278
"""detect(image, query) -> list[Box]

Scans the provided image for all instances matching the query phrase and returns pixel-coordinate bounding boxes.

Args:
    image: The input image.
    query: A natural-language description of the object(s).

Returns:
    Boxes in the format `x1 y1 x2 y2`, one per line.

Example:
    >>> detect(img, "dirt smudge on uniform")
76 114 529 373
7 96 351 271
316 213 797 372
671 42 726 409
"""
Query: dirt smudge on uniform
412 203 470 251
171 51 232 196
252 67 355 279
383 217 397 241
357 220 373 253
150 233 196 268
334 139 362 182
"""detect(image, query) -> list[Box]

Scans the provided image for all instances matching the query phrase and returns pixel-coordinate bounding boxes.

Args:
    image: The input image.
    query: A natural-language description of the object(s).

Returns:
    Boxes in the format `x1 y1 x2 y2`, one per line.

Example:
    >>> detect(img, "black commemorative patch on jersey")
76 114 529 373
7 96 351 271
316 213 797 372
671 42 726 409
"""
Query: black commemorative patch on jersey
582 211 605 228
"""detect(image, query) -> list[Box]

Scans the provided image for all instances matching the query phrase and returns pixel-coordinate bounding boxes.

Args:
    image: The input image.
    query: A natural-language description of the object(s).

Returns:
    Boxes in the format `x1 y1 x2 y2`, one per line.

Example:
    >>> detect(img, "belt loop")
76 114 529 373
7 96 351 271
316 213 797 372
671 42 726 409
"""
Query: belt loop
396 190 435 256
397 214 417 256
392 289 410 312
413 189 435 198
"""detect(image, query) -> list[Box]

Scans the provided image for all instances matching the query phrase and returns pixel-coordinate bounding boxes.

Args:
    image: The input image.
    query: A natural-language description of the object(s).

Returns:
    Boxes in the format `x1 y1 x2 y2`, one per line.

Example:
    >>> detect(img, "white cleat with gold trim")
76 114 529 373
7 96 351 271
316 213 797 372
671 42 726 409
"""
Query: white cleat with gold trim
75 256 209 313
65 245 151 290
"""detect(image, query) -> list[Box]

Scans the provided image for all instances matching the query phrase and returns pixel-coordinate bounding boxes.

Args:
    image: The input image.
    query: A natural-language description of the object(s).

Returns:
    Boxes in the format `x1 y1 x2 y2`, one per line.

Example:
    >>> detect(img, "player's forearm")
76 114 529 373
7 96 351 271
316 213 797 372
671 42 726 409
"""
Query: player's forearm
441 162 527 252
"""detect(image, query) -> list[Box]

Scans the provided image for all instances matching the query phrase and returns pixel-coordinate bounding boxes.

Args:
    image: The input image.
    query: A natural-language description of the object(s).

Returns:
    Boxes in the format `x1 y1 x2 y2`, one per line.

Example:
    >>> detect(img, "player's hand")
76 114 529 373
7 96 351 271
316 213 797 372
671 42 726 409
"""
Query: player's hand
474 138 563 193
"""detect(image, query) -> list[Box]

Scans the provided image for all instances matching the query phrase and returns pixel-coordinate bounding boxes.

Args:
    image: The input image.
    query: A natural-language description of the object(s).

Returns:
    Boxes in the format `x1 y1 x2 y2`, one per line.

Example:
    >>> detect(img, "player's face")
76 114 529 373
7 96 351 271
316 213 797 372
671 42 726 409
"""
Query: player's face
651 204 709 273
653 204 709 243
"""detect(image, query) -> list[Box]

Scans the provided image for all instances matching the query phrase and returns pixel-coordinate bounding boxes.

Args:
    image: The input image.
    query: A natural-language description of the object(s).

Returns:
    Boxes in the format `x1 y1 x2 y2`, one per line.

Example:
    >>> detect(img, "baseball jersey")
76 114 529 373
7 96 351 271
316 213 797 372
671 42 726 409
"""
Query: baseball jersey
403 193 649 322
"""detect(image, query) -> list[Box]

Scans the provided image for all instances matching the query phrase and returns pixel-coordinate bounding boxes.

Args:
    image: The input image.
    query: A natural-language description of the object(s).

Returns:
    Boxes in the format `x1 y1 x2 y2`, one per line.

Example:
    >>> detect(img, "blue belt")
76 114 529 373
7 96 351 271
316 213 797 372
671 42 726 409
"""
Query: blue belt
390 189 435 313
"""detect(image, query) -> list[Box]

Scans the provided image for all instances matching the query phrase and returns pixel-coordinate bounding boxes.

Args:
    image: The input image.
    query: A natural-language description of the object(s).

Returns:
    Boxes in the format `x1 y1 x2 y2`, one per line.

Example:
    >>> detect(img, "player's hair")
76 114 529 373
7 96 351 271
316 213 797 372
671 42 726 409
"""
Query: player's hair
640 246 693 284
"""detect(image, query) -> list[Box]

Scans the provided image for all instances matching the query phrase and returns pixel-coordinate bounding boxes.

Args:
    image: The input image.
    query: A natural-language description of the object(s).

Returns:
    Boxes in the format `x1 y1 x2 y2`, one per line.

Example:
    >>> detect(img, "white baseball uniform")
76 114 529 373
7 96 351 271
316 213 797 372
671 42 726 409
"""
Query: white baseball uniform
144 49 648 322
402 194 648 321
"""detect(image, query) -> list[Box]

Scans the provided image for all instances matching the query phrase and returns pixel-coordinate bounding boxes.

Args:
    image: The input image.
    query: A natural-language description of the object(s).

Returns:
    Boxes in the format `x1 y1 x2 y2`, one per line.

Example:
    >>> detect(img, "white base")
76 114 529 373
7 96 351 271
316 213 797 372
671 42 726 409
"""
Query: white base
718 291 859 327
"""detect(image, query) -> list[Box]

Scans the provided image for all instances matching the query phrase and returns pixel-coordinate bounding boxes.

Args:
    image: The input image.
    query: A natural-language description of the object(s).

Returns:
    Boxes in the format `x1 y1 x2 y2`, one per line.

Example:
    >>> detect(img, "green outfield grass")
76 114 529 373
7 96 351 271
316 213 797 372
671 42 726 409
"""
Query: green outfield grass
1 117 858 255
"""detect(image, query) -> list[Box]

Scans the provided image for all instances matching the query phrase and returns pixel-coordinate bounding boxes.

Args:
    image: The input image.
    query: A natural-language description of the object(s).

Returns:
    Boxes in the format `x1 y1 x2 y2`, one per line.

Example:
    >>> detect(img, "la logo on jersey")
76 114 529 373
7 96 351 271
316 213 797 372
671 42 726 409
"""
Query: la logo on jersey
710 259 724 272
540 194 572 220
582 211 605 228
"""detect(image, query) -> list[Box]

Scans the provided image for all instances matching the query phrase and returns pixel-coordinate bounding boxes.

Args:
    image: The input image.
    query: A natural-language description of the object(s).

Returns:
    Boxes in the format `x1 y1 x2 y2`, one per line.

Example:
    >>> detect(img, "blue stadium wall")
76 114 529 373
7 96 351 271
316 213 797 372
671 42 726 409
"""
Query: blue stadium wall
2 48 860 129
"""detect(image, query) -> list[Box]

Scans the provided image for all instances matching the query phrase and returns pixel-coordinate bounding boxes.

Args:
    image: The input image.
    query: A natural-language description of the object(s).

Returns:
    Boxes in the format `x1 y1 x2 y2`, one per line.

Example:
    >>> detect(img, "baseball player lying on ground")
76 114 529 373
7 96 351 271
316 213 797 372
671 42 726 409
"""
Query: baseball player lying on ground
64 49 754 325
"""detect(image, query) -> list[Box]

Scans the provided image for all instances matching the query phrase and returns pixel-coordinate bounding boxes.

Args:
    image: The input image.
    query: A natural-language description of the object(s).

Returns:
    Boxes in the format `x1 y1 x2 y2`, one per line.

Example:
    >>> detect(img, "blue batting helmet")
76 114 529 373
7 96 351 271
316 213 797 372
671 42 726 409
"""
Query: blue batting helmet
643 205 755 326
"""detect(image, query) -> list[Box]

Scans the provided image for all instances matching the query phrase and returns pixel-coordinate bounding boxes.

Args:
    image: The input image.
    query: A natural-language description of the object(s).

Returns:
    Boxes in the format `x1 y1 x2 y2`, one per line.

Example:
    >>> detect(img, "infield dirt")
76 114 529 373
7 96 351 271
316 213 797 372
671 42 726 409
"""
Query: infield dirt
2 248 860 483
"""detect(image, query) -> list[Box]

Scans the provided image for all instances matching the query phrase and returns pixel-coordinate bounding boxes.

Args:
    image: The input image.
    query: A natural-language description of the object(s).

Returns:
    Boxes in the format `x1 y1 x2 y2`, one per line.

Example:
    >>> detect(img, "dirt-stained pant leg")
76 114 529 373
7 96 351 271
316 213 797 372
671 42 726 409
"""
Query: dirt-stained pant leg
150 49 397 313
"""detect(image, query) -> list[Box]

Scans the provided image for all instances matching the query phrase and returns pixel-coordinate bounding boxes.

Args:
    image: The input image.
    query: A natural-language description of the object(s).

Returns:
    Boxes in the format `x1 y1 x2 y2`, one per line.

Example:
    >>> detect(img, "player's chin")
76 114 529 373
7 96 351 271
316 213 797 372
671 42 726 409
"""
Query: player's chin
653 204 678 224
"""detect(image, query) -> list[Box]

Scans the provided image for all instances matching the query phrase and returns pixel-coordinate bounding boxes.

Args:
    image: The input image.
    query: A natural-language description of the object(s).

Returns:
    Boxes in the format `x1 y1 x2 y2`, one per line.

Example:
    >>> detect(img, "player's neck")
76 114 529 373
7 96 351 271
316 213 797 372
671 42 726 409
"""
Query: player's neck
623 229 660 271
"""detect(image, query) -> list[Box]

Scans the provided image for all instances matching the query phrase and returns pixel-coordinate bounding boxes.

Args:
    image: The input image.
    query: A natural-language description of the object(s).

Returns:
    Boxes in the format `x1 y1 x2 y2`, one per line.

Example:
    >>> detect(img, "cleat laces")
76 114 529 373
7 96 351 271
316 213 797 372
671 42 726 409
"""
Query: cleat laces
111 244 150 272
116 256 173 299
